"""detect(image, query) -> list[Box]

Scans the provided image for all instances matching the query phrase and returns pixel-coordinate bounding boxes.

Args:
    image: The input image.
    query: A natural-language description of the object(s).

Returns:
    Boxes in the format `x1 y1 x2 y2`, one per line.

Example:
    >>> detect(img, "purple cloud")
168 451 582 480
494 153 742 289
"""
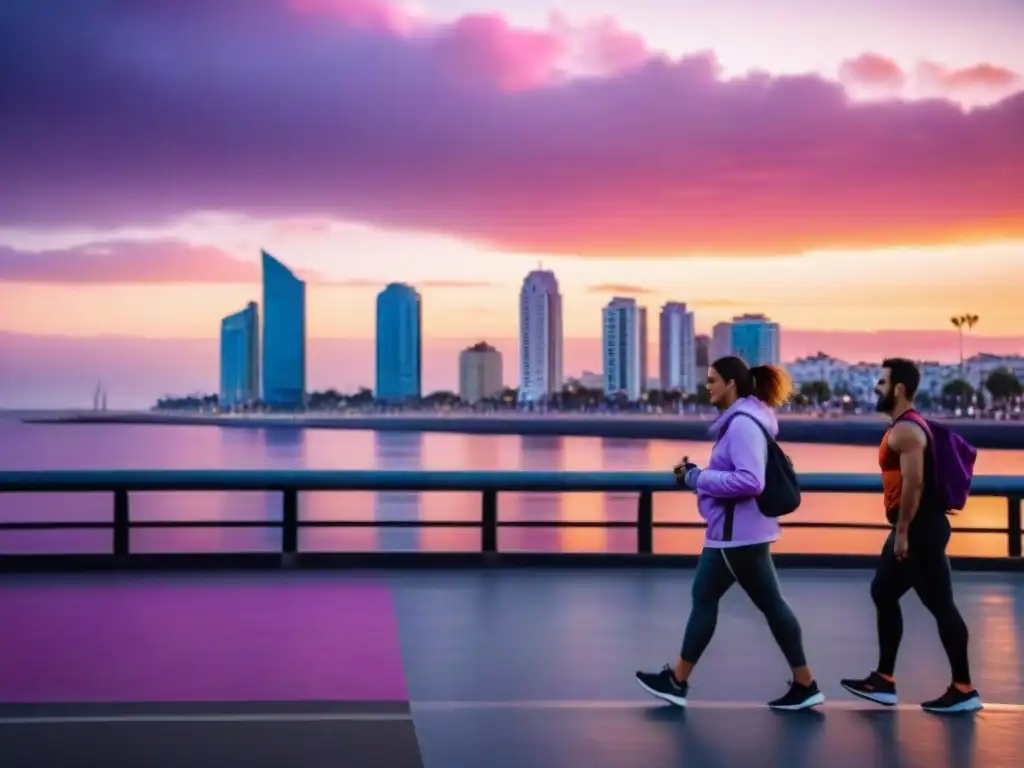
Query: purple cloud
1 0 1023 256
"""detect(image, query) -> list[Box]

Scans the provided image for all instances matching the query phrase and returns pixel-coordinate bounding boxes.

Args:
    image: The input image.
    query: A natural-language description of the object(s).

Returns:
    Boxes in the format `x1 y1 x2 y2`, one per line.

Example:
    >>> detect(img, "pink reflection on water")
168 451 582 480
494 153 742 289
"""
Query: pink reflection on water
0 420 1020 557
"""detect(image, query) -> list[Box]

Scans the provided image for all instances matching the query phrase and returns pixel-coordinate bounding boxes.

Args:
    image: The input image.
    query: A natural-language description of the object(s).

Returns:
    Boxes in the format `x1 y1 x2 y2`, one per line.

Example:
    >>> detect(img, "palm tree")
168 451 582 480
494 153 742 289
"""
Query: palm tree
950 313 979 377
950 313 980 409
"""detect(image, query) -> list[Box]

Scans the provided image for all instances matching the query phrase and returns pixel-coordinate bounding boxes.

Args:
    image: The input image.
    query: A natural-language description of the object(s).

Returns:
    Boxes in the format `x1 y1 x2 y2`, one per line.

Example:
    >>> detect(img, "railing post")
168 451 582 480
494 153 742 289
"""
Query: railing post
1008 496 1022 558
282 489 298 554
637 490 653 554
481 490 498 553
113 488 130 556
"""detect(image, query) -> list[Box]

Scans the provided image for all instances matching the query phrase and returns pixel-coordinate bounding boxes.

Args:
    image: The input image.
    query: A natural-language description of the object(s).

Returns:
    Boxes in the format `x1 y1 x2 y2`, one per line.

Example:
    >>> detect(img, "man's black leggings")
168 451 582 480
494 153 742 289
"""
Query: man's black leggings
681 543 808 669
871 514 971 684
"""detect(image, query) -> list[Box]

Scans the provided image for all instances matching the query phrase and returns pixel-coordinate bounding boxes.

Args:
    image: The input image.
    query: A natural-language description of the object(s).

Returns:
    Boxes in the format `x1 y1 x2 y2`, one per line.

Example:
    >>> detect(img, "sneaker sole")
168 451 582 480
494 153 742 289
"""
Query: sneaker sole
768 692 826 711
922 698 984 714
841 683 898 707
635 678 687 707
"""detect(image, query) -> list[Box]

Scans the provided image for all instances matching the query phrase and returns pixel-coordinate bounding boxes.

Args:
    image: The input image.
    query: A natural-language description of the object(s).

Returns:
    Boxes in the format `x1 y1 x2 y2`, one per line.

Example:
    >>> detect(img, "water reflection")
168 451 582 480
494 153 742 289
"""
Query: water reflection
501 436 564 552
1 420 1022 558
261 426 306 458
374 430 423 466
374 431 422 551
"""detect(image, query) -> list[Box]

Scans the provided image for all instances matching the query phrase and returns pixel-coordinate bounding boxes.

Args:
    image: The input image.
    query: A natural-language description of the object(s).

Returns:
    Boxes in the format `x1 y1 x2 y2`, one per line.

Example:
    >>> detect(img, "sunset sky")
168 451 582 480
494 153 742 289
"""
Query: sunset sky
1 0 1022 406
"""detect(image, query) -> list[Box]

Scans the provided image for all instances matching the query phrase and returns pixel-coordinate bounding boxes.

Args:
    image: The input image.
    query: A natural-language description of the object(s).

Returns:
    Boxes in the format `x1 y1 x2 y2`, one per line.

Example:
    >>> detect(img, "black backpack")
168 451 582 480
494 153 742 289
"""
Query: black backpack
720 411 801 519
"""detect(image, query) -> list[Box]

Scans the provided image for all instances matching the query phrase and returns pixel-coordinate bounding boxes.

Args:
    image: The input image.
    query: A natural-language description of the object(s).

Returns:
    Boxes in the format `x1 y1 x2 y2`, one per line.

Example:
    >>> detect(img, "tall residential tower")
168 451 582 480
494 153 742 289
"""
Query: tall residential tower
518 269 563 403
375 282 422 402
659 302 697 394
602 297 648 401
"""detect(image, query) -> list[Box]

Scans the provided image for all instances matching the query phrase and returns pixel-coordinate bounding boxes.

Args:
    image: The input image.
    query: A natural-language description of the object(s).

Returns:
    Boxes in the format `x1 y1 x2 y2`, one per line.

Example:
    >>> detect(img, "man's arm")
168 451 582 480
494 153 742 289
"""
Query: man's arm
889 421 928 532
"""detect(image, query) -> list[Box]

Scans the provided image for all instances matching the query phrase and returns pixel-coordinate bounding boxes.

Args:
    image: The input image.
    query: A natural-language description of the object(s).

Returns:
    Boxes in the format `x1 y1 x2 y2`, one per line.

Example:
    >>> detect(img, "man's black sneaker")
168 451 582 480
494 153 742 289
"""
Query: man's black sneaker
767 680 825 710
840 671 898 706
635 665 688 707
921 685 983 713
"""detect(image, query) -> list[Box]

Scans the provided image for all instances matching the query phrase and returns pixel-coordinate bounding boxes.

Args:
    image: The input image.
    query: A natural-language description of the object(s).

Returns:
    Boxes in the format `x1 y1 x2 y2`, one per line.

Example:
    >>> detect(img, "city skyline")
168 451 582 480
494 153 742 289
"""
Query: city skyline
1 0 1022 407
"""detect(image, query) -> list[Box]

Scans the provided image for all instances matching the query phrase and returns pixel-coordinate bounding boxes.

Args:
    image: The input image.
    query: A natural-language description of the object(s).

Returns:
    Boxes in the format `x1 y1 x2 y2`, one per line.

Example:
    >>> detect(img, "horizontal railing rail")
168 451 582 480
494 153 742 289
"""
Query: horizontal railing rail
0 470 1021 562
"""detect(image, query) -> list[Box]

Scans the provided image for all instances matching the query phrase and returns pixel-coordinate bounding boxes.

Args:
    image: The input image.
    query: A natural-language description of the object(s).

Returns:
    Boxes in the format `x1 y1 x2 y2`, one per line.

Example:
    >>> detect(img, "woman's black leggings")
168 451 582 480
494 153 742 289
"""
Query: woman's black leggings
681 543 808 669
871 515 971 684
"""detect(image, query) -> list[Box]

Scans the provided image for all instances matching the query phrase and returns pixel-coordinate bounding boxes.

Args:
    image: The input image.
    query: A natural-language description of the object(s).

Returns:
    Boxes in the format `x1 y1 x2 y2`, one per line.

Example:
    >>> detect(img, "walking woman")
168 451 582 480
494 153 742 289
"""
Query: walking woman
636 356 823 710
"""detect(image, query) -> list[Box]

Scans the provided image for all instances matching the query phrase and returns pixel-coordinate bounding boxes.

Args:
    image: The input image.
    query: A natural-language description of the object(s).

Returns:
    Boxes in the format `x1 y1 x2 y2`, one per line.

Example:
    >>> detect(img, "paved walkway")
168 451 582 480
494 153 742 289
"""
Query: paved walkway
1 568 1022 766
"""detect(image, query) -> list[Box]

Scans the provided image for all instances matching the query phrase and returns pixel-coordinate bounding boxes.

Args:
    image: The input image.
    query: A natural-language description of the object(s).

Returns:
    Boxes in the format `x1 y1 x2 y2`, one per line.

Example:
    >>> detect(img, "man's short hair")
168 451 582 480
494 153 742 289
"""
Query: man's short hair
882 357 920 400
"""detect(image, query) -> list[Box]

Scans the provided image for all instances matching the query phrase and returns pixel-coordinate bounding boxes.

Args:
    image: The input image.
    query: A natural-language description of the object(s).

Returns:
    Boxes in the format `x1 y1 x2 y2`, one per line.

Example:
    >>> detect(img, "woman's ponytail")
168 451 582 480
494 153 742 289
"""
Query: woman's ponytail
749 365 792 408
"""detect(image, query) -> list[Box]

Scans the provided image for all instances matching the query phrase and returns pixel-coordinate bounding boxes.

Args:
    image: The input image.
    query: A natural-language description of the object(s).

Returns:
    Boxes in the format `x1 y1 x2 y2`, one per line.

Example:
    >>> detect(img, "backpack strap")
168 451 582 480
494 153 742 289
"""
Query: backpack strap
892 409 940 508
716 411 772 542
895 409 933 440
721 411 774 445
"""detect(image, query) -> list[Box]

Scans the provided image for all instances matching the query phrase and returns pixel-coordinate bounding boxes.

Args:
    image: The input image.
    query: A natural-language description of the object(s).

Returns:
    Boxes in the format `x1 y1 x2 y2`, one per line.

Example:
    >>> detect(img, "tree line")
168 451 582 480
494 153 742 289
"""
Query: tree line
154 368 1023 413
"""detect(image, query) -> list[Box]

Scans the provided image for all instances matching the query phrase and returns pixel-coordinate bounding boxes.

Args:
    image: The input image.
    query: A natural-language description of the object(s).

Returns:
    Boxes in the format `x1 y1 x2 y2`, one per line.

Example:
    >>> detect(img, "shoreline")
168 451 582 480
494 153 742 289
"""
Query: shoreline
19 411 1024 449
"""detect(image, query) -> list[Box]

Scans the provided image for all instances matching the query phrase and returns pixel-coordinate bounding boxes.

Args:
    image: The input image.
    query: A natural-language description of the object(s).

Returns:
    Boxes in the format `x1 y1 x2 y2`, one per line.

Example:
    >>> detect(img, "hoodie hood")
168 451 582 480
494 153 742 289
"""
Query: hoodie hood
708 395 779 439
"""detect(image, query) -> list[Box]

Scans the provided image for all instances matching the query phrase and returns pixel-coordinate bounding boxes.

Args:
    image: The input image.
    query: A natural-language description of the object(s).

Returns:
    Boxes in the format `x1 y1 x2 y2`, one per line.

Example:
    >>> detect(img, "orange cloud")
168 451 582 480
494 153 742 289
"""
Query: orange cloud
839 52 1021 94
918 61 1021 90
333 278 494 289
838 53 906 88
586 283 659 295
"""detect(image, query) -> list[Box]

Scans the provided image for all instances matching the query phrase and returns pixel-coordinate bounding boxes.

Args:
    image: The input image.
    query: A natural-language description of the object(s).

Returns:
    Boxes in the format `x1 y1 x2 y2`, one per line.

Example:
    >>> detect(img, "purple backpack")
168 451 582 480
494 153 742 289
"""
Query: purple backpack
897 411 977 512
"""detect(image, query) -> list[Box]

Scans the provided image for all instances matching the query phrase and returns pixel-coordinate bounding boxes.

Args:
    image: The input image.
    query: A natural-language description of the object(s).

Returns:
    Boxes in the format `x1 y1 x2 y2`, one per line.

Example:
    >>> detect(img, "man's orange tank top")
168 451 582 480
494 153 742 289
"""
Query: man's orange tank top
879 428 902 512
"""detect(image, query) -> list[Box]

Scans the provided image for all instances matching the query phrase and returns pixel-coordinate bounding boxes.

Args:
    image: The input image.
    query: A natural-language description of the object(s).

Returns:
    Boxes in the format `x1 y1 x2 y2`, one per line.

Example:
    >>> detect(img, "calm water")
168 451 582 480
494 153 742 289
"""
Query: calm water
1 418 1021 557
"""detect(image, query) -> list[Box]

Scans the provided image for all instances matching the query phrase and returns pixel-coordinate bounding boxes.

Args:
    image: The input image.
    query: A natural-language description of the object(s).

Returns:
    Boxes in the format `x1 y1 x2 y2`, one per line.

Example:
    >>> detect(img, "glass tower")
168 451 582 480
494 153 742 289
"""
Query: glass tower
375 283 422 402
219 301 259 408
261 250 306 409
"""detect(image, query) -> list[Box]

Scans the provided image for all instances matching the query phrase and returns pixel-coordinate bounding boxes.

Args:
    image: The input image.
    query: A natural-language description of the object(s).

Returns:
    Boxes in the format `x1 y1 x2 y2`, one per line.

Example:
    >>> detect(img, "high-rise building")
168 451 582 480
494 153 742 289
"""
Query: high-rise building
518 269 563 403
602 297 648 401
711 321 733 361
375 283 422 402
731 313 781 367
659 302 697 394
261 250 306 409
459 342 503 403
695 334 711 368
219 301 259 408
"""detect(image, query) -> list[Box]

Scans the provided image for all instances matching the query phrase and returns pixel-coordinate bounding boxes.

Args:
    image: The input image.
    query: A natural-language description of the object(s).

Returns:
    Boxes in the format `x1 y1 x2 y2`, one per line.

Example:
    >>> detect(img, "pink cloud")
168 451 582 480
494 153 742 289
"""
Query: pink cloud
290 0 413 34
428 14 566 90
838 53 906 88
840 52 1022 95
918 61 1021 90
0 240 324 284
1 1 1022 257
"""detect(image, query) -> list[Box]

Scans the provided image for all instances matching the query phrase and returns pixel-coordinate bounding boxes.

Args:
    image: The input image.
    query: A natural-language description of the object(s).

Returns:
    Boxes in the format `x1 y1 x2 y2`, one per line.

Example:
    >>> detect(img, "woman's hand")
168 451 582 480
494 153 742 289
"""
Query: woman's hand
674 456 701 489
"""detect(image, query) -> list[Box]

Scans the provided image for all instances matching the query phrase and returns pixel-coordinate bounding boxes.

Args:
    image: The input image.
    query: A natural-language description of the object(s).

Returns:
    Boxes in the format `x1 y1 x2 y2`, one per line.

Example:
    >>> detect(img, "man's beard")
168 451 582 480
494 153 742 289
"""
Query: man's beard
876 390 895 414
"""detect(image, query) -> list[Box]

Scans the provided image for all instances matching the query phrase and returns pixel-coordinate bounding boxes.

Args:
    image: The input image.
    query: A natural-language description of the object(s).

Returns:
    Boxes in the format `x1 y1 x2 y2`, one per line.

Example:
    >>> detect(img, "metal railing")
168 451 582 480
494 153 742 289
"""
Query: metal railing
0 470 1021 566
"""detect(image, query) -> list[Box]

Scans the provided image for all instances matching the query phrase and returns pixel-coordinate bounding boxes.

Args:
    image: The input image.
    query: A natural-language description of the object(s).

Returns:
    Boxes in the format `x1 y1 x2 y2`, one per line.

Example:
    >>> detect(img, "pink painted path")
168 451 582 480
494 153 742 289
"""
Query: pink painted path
0 578 407 702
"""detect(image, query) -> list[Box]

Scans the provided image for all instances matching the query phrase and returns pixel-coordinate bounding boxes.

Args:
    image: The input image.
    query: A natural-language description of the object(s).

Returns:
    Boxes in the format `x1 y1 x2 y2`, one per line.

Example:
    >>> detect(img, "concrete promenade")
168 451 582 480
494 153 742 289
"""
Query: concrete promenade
1 567 1022 767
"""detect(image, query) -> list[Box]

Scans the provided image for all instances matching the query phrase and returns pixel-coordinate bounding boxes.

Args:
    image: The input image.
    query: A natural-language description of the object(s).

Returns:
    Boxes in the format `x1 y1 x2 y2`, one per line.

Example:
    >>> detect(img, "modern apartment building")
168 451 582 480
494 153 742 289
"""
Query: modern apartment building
518 269 563 403
602 297 648 401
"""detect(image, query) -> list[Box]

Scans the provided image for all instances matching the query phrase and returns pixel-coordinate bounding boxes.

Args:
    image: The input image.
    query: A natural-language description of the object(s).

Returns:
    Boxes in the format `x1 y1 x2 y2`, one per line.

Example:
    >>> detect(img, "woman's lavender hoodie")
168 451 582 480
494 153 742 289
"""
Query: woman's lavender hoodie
694 395 781 548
